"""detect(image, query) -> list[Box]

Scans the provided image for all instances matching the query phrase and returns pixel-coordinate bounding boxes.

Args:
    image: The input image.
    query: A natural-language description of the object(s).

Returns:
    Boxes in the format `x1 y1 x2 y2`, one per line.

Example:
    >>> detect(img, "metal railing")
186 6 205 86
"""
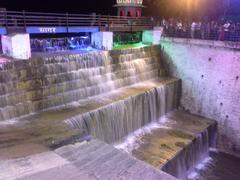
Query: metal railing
0 10 153 31
162 26 240 42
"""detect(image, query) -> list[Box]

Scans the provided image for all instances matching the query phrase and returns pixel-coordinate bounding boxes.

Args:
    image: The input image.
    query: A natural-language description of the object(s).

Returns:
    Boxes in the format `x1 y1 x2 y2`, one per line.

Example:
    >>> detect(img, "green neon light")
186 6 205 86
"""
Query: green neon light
113 42 148 50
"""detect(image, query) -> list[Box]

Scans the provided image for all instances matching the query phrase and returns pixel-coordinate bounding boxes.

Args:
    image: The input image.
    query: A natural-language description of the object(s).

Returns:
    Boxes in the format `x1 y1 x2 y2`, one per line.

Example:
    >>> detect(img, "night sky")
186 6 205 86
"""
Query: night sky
0 0 116 14
1 0 240 19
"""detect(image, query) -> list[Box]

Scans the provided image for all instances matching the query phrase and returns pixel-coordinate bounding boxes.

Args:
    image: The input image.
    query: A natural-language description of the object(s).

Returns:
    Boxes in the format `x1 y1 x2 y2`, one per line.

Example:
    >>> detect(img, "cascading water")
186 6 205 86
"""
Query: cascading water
161 123 217 179
65 81 180 143
0 45 220 180
114 110 217 180
0 46 162 121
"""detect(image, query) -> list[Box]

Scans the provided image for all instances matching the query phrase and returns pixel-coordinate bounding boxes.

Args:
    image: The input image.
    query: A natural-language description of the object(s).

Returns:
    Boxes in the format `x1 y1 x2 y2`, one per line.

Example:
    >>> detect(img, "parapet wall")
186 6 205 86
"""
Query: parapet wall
161 37 240 155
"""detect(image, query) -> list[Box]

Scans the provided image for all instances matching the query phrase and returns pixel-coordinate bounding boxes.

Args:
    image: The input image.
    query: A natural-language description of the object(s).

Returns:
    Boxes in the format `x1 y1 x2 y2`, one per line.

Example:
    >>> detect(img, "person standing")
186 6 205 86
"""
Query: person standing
206 22 211 40
223 21 231 41
201 22 207 39
191 21 196 39
218 24 225 41
236 23 240 42
176 20 183 37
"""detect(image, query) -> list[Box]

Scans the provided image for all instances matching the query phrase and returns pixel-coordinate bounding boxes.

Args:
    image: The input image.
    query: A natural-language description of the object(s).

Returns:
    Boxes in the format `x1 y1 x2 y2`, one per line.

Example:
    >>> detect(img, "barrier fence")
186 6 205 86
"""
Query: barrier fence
162 23 240 42
0 10 153 32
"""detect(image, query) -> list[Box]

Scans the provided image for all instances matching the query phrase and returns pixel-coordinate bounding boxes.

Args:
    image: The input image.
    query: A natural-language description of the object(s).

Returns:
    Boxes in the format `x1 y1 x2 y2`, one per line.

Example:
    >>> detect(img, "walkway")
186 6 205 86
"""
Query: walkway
0 138 176 180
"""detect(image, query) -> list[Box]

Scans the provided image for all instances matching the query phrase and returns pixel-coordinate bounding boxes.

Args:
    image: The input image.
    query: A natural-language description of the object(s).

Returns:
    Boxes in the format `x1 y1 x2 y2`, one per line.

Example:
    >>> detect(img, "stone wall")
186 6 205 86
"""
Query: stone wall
161 37 240 155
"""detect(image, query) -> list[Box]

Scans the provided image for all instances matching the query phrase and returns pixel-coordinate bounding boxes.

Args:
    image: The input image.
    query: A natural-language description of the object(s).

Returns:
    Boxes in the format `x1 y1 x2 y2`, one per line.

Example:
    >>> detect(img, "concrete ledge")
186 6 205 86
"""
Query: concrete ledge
161 37 240 50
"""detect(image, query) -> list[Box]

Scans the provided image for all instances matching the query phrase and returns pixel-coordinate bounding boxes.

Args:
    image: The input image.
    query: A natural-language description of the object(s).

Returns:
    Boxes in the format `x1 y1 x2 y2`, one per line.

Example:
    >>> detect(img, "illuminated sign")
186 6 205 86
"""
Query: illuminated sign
26 27 100 34
116 0 143 5
39 27 56 33
26 27 67 34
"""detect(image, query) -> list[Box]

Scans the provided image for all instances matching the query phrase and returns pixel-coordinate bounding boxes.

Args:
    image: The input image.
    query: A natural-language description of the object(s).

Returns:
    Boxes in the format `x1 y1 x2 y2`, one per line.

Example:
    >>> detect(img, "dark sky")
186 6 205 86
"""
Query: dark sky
0 0 116 14
1 0 240 19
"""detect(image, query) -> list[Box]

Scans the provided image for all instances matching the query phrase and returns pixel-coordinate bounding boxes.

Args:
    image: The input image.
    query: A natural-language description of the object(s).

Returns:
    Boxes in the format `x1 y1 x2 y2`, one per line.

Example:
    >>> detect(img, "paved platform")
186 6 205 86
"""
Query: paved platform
0 139 176 180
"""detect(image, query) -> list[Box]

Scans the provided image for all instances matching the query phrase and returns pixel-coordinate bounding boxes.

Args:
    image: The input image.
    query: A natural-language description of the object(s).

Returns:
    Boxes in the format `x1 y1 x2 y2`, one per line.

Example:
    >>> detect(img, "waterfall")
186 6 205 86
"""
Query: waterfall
160 122 217 179
0 46 163 121
0 45 219 180
65 80 180 143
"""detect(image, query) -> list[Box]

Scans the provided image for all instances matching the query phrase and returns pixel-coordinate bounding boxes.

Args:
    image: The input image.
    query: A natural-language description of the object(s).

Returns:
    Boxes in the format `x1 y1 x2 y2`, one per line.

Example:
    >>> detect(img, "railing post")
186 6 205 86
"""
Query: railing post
151 17 154 29
97 15 101 29
5 10 8 29
66 12 69 33
23 10 26 30
131 19 133 32
107 15 110 31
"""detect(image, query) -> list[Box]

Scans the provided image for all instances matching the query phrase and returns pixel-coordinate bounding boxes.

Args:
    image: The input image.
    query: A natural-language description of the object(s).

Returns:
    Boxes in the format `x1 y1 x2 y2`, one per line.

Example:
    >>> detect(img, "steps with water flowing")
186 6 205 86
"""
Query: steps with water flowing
0 77 179 160
0 46 180 160
115 111 217 179
0 46 164 120
0 46 218 180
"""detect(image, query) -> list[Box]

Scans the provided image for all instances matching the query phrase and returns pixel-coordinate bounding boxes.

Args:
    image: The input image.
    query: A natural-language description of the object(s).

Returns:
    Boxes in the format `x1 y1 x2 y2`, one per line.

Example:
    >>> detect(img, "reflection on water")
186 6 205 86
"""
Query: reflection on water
188 149 240 180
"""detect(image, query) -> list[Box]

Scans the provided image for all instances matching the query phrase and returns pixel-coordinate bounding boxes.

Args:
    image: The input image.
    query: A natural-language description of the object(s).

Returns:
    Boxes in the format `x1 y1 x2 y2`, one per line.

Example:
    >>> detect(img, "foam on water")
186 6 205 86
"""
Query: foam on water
114 115 171 153
0 113 35 127
187 156 213 180
65 80 180 143
0 119 19 126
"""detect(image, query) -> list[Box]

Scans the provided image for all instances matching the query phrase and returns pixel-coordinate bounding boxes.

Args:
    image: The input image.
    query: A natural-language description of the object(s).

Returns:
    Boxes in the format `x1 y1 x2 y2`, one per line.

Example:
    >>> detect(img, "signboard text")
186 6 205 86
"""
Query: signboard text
39 27 56 33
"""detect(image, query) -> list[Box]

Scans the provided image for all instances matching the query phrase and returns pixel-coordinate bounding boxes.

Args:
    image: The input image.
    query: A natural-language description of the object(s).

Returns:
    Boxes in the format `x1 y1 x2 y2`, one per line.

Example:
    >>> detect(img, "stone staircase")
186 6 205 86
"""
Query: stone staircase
0 46 165 120
0 46 180 158
0 46 217 180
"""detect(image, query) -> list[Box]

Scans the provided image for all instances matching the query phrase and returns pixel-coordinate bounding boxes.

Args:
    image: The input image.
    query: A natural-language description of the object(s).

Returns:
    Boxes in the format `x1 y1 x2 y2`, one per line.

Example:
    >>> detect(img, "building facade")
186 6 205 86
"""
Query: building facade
114 0 145 17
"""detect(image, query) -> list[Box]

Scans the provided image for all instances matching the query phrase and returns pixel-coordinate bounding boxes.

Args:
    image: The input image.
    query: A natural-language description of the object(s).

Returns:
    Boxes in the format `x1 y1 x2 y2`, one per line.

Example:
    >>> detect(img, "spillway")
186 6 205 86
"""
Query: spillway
0 46 221 180
0 46 165 120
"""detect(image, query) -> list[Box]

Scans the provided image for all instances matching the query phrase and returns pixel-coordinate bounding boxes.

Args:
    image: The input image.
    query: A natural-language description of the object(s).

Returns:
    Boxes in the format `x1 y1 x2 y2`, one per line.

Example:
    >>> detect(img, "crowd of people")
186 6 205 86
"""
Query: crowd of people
161 18 240 42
